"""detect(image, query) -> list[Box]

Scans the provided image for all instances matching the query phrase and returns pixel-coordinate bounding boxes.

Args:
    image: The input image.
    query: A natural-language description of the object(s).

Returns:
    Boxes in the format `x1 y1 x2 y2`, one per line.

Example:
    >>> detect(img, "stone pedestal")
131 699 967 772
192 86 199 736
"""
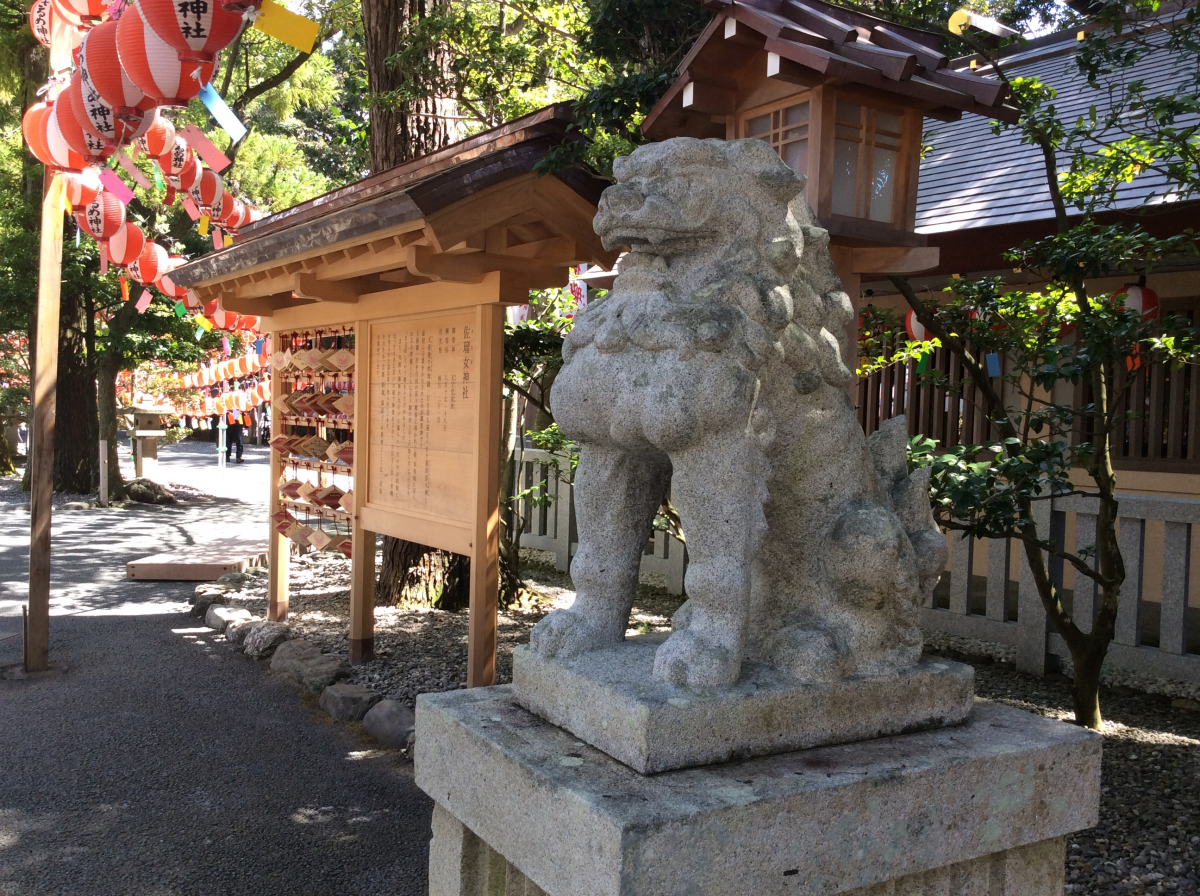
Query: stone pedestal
415 687 1101 896
512 637 975 773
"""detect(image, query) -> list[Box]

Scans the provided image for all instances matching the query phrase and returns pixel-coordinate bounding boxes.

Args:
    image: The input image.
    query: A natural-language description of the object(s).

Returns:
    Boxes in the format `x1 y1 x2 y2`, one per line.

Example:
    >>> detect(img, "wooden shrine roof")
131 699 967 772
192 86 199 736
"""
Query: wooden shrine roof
170 104 618 318
642 0 1020 140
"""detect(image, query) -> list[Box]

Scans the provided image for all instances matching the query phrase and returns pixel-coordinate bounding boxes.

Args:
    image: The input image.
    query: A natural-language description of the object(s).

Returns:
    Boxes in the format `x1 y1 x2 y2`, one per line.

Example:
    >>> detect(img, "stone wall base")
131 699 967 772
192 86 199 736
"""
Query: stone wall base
416 687 1100 896
431 803 1065 896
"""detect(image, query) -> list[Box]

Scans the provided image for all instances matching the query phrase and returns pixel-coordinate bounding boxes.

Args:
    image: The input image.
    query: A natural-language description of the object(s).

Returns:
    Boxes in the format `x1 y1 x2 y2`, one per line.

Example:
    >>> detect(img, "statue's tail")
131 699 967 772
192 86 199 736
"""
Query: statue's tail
867 417 947 598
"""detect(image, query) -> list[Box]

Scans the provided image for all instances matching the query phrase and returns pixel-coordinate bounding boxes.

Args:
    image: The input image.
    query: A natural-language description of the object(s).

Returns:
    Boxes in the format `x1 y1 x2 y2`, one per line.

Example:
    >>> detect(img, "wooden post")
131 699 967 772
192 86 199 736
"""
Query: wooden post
267 332 288 621
25 170 64 673
349 318 374 664
467 302 504 687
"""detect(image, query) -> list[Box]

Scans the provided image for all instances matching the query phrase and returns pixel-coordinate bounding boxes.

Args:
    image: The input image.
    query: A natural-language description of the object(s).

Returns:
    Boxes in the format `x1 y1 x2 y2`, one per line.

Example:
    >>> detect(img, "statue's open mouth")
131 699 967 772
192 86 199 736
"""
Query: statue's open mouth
609 229 720 256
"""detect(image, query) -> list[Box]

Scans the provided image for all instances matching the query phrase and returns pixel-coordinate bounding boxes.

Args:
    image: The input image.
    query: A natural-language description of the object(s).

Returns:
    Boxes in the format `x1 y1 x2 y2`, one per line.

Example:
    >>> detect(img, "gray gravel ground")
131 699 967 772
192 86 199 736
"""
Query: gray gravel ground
0 473 432 896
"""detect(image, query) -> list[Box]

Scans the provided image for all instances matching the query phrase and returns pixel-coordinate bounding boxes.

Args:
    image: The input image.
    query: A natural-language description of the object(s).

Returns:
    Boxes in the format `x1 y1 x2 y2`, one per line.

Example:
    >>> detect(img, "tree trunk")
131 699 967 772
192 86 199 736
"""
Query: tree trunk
0 426 16 476
53 289 94 493
361 0 452 173
96 352 126 501
1070 641 1106 730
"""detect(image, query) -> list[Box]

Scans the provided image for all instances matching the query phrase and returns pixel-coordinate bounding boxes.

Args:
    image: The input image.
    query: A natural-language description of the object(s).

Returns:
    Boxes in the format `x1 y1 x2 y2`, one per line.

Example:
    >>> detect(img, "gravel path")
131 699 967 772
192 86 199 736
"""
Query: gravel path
0 471 432 895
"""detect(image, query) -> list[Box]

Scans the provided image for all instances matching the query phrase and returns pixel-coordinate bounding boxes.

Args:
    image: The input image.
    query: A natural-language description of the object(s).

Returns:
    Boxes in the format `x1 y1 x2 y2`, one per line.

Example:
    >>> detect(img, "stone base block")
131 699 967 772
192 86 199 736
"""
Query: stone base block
416 687 1101 896
512 637 975 772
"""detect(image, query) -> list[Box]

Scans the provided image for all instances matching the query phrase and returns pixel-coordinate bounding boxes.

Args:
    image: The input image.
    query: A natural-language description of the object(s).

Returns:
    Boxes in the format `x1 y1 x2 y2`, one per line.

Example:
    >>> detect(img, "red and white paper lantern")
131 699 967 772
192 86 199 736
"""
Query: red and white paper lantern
54 78 113 160
76 190 126 240
29 0 53 46
189 167 222 211
136 0 244 63
21 101 57 166
116 3 214 106
79 20 157 121
105 221 146 266
155 255 190 297
61 165 103 206
128 239 169 284
50 0 107 28
136 113 175 156
904 309 926 342
1118 285 1160 321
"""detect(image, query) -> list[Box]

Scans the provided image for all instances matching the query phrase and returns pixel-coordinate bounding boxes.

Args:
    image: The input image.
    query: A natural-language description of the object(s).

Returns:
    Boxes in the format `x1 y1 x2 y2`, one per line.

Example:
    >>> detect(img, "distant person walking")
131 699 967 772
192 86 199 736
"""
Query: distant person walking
225 410 245 464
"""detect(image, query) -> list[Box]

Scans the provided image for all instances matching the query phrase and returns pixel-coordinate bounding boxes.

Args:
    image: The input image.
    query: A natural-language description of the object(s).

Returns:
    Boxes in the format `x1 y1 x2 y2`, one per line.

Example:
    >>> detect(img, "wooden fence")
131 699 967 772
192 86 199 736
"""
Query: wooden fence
510 447 686 595
855 318 1200 473
513 454 1200 684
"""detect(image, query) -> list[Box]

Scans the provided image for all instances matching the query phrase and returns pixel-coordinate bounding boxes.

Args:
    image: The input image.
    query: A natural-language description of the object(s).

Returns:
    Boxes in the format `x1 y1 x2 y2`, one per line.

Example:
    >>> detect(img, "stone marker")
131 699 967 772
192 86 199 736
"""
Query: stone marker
243 620 291 658
319 683 383 722
415 139 1102 896
225 617 259 646
204 604 252 633
270 639 350 693
363 699 415 749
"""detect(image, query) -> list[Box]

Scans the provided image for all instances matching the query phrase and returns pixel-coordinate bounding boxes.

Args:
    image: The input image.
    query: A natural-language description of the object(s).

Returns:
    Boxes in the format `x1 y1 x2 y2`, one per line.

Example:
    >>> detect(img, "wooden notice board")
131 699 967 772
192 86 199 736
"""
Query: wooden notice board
353 301 504 686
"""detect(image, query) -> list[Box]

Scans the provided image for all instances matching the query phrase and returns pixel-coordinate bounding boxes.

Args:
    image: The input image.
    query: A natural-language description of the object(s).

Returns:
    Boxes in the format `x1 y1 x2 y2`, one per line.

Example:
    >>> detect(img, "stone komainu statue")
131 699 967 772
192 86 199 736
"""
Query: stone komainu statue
531 137 947 690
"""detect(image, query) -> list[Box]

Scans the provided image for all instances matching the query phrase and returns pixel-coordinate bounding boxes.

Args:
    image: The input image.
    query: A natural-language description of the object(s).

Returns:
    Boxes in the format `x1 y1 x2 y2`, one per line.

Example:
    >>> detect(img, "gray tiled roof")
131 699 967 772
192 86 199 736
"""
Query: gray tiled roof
916 34 1194 234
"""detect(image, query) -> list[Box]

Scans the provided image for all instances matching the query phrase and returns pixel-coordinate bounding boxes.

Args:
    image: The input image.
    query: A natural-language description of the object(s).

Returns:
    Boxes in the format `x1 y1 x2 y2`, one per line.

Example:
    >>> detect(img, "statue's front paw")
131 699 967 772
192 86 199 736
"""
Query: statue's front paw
652 629 741 690
530 609 619 660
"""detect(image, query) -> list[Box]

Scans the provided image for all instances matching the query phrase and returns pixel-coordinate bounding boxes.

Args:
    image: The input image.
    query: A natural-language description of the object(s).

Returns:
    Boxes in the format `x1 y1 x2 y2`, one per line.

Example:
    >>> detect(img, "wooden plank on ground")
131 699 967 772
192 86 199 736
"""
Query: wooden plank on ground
126 538 269 581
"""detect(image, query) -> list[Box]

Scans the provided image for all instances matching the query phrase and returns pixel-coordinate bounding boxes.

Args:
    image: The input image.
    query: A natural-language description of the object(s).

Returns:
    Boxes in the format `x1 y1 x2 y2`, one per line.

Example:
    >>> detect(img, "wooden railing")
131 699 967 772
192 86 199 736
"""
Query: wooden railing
510 446 686 595
855 319 1200 473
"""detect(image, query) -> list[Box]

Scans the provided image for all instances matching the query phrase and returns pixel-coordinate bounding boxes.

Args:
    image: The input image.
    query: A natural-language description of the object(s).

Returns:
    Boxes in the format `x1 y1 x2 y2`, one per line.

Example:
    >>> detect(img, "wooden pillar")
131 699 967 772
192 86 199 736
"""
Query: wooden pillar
267 331 289 621
467 302 503 687
25 171 64 673
349 528 376 664
349 318 374 663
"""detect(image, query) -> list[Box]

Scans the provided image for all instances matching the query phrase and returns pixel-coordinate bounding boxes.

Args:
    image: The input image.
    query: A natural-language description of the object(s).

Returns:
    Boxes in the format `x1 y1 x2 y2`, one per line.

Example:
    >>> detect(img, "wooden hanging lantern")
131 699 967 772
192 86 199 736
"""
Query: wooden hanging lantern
641 0 1019 250
116 4 214 106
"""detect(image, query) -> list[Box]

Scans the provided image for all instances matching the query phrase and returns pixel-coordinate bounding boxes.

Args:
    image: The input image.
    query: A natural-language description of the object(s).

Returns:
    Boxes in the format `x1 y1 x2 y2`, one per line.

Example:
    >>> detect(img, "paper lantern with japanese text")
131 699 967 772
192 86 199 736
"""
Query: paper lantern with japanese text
189 167 222 211
136 113 175 156
55 78 115 160
214 189 235 223
116 3 214 106
29 0 53 46
50 0 107 28
171 152 202 195
79 20 157 120
105 221 146 266
211 308 239 330
77 191 126 240
154 134 192 174
137 0 244 63
70 62 157 147
129 240 169 284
